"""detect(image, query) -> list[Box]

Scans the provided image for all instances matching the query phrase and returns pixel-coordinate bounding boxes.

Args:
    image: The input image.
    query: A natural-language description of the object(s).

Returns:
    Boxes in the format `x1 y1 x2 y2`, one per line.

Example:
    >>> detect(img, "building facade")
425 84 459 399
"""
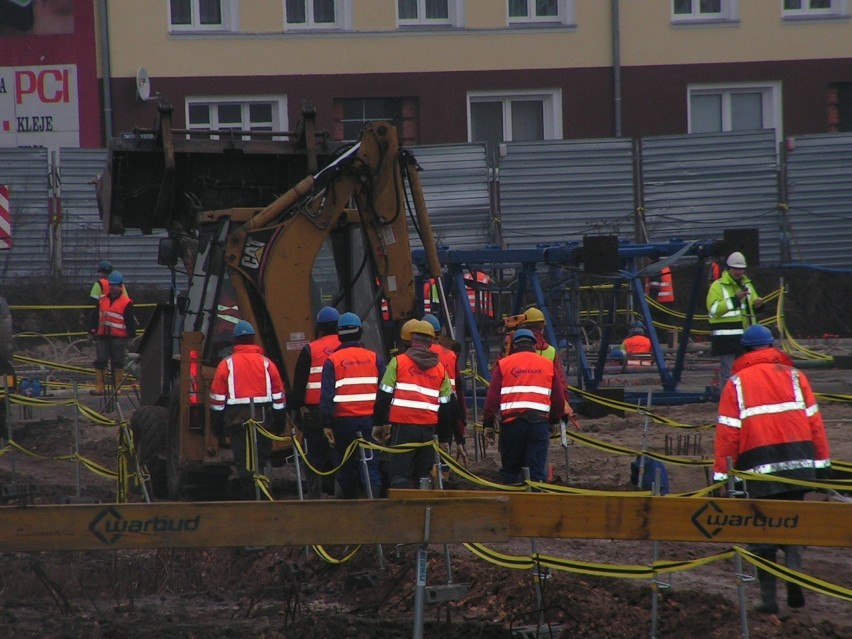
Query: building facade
100 0 852 151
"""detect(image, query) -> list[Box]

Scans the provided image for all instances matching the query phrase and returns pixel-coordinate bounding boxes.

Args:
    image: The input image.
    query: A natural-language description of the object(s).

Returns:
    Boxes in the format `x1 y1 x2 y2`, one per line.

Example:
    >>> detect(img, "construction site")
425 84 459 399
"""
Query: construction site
0 113 851 637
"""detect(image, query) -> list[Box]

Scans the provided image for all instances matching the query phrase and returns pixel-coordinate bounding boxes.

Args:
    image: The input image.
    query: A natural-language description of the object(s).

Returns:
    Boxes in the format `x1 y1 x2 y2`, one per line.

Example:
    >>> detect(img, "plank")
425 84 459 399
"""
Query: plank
389 490 852 548
0 498 509 552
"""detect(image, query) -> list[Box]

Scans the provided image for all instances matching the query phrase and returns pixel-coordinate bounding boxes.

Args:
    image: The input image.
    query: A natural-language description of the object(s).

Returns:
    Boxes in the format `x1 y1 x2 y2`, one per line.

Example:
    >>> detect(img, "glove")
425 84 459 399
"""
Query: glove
371 424 390 444
484 427 496 446
323 427 335 446
455 443 469 465
210 412 225 439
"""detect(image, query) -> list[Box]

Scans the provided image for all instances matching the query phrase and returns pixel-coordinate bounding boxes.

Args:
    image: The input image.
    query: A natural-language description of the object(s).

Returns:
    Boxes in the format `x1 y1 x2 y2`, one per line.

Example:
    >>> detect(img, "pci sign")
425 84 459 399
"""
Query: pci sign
0 64 80 150
89 507 201 545
691 501 799 540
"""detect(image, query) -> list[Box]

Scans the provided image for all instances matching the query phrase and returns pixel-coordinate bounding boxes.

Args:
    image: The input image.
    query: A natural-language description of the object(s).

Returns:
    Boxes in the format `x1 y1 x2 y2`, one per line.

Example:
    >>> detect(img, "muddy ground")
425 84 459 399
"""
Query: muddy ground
1 349 851 638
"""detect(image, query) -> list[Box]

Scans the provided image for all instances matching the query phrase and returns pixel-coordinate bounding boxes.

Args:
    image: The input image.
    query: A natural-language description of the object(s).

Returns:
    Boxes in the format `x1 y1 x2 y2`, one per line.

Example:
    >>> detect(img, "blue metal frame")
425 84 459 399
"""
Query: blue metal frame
411 239 719 404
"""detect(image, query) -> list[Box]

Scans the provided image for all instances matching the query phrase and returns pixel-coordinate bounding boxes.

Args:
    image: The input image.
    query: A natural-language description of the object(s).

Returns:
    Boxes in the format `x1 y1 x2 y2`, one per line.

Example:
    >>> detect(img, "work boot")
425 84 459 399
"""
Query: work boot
113 368 125 391
90 369 105 395
754 567 779 614
784 546 806 608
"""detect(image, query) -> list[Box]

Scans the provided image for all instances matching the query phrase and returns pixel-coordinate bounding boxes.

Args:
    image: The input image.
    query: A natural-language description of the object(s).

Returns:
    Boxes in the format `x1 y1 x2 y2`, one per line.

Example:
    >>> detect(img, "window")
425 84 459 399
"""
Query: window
782 0 848 18
332 98 419 145
688 83 781 143
286 0 349 29
169 0 234 31
828 83 852 132
186 97 287 140
468 90 562 158
398 0 463 26
671 0 738 22
507 0 575 25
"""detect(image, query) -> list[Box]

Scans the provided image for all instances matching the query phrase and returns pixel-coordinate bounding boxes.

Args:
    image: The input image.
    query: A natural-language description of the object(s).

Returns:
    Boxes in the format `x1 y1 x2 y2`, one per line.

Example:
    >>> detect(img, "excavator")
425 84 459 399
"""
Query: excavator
98 102 444 499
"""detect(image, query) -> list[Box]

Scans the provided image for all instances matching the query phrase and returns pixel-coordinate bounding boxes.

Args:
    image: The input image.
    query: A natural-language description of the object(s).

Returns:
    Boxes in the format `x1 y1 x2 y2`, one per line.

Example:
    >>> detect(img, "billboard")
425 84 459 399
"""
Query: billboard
0 64 80 149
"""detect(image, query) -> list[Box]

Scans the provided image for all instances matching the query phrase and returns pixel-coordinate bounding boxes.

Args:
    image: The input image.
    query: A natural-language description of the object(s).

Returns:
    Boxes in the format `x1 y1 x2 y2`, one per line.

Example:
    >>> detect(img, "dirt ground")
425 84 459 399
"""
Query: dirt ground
1 350 850 638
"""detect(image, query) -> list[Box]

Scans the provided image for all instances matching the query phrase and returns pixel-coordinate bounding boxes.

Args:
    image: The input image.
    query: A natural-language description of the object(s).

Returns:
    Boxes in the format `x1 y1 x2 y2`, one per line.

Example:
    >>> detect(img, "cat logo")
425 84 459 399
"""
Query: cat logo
241 239 266 269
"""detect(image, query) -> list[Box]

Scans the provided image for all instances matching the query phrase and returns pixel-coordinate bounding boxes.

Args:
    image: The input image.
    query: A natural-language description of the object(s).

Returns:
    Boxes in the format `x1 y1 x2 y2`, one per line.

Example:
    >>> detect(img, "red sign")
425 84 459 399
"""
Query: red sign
0 185 11 249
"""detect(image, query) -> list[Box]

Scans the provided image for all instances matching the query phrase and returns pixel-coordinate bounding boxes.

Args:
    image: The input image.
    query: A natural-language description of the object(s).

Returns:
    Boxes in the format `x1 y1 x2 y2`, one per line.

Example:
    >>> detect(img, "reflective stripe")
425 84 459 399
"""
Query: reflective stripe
306 381 321 390
380 383 395 393
741 401 806 419
336 376 379 388
334 393 377 403
713 472 728 481
711 328 743 336
501 385 551 398
396 381 440 398
805 404 819 417
309 366 323 374
210 392 227 401
500 400 551 412
751 458 815 475
718 415 741 428
814 459 832 469
391 397 440 412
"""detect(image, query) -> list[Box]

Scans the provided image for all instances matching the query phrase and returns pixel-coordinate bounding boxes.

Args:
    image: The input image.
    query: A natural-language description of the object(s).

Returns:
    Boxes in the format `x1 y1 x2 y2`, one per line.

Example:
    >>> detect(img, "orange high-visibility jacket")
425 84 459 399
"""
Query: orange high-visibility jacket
209 344 286 412
387 352 448 425
304 334 341 406
713 348 831 498
495 350 557 420
327 346 380 418
96 294 132 337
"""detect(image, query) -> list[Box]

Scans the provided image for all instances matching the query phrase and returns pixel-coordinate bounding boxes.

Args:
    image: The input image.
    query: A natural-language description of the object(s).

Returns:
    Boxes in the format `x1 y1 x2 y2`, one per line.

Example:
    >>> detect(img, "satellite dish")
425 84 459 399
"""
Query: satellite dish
136 67 151 102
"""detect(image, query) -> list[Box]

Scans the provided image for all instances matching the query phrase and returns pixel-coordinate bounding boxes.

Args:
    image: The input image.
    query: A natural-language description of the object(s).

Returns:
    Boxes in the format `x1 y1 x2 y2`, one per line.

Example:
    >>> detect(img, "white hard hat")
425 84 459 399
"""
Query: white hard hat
726 252 747 268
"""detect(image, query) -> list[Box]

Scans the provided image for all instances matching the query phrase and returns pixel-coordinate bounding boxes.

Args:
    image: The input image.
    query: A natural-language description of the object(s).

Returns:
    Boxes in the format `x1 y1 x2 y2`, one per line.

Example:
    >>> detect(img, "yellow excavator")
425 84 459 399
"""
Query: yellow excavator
98 102 443 499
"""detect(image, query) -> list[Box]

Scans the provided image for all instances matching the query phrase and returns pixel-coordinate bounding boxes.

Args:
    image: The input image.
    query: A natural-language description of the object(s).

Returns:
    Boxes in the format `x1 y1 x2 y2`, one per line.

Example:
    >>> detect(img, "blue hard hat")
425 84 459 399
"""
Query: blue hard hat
740 324 773 347
107 271 124 285
317 306 340 324
512 328 536 343
338 312 362 329
97 260 112 273
422 313 441 333
233 320 256 338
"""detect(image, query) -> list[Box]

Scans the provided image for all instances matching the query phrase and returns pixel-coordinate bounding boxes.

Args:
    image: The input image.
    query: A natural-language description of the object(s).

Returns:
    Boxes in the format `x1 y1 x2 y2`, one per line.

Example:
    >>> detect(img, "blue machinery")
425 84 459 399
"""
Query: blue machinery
412 239 720 406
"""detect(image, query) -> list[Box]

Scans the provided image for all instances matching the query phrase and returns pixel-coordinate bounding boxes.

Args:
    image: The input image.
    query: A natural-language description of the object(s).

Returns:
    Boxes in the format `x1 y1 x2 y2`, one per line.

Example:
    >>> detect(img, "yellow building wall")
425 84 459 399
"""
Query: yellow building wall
103 0 852 79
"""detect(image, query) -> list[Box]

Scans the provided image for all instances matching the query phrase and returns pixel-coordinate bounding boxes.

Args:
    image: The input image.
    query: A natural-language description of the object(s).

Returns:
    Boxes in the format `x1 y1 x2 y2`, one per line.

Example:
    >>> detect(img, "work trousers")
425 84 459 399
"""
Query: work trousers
331 416 382 499
224 405 273 479
388 423 436 489
498 415 551 484
300 406 332 490
93 336 128 370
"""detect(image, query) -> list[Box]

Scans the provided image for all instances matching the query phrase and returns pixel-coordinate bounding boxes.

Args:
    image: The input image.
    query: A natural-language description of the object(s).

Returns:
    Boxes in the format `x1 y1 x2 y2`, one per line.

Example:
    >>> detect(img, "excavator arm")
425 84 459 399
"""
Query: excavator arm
220 122 441 380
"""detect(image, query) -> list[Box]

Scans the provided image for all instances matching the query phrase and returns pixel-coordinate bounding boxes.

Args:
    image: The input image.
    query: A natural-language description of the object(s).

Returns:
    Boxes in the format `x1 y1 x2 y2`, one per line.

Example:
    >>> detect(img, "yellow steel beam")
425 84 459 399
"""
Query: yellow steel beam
389 490 852 548
0 498 509 552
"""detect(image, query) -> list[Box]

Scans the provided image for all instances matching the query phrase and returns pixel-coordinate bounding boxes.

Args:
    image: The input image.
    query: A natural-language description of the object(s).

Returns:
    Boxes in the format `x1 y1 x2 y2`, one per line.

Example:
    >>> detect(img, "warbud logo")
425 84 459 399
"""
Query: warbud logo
89 507 201 545
691 501 799 540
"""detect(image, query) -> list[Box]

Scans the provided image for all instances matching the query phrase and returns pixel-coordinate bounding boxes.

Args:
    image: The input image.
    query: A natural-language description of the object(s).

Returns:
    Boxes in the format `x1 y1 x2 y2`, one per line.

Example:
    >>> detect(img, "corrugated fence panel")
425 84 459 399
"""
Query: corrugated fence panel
641 130 780 263
784 133 852 268
408 143 491 250
60 148 172 289
498 138 636 248
0 148 51 282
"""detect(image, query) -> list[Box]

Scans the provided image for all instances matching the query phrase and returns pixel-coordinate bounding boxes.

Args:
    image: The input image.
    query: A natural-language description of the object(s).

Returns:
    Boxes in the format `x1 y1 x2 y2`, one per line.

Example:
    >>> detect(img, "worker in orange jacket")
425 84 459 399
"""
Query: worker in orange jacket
88 270 137 395
714 324 831 615
422 313 467 461
210 320 287 499
290 306 341 498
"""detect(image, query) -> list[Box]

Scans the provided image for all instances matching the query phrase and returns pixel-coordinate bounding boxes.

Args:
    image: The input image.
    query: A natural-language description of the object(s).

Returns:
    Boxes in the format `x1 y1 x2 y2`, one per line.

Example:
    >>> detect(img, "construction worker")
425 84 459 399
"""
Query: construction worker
320 312 384 499
621 322 652 355
713 324 831 615
88 271 137 395
463 269 494 318
422 313 467 460
646 265 676 347
289 305 341 498
374 320 453 489
209 320 286 500
89 259 127 301
706 251 764 387
482 329 567 484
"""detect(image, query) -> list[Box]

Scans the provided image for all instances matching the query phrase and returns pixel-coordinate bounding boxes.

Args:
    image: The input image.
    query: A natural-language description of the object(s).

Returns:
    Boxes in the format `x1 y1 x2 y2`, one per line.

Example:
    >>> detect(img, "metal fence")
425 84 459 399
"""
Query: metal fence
1 129 850 289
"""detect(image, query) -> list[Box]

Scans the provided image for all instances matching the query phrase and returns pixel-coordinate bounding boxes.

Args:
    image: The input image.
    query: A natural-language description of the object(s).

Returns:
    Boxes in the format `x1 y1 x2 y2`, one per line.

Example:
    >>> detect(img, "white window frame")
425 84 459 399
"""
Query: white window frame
168 0 238 33
397 0 464 27
467 89 563 143
507 0 575 26
671 0 739 23
185 96 288 141
687 82 782 145
781 0 848 18
284 0 351 30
